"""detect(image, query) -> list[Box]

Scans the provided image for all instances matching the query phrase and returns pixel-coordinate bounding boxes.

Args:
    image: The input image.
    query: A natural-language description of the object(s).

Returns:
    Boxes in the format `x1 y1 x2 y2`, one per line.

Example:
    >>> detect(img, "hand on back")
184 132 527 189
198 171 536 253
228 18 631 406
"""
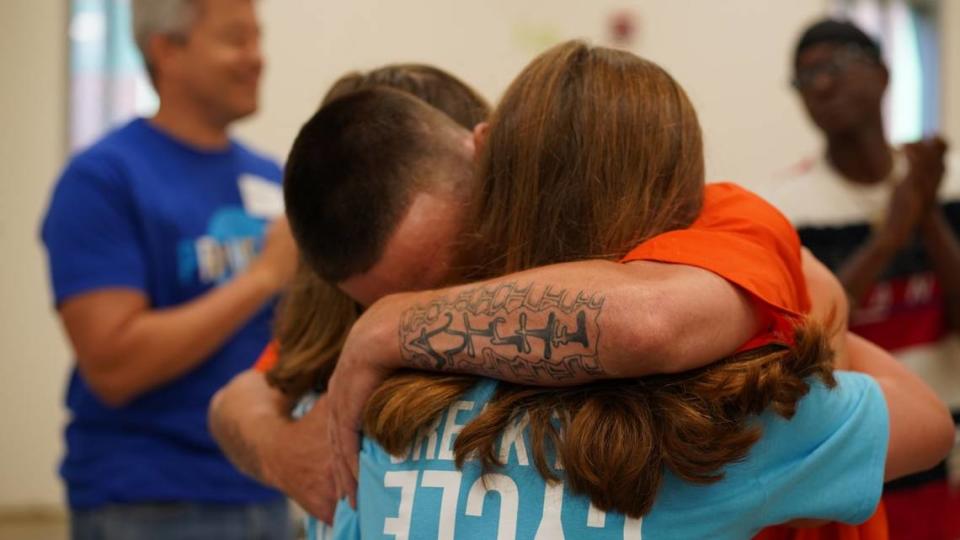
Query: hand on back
267 397 340 524
325 292 411 508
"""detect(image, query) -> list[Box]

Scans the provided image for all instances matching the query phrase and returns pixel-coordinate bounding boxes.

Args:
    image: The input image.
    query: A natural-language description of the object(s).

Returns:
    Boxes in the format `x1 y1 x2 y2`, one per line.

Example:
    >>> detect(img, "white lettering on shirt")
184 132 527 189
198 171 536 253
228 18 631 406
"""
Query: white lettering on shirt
498 413 531 466
383 471 419 540
624 516 643 540
379 399 648 539
389 449 409 465
906 274 936 306
224 237 255 273
438 401 475 460
196 236 225 282
533 481 565 540
587 502 606 528
465 474 519 540
855 281 893 323
193 235 258 284
421 470 463 540
411 415 443 461
587 502 642 537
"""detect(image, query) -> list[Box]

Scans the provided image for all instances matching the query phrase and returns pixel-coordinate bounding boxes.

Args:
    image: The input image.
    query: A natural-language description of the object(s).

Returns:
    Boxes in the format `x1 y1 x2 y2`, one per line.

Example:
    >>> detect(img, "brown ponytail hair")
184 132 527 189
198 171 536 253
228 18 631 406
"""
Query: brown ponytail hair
266 265 356 397
267 65 491 400
459 41 705 275
364 41 835 518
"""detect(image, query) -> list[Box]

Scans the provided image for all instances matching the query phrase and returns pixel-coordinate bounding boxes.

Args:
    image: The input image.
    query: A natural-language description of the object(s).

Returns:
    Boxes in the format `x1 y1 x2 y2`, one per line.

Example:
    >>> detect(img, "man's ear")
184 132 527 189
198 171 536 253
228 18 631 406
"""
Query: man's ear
878 63 890 92
472 122 490 164
147 33 185 85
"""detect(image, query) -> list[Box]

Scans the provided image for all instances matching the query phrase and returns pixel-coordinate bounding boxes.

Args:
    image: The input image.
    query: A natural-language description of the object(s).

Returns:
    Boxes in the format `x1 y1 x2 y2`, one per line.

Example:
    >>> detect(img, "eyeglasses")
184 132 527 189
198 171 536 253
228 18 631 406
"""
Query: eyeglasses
792 46 878 91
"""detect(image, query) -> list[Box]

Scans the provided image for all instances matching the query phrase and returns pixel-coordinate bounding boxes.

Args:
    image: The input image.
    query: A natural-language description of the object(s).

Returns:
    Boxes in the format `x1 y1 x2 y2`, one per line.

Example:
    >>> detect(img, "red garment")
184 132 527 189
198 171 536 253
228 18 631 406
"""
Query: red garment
883 480 960 540
252 339 279 373
754 505 888 540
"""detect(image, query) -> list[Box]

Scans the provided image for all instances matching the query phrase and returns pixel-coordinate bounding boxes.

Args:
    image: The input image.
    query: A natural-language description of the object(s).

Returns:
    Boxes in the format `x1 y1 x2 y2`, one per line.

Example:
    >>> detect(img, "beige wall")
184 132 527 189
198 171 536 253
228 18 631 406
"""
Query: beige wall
237 0 829 191
6 0 960 512
0 1 70 508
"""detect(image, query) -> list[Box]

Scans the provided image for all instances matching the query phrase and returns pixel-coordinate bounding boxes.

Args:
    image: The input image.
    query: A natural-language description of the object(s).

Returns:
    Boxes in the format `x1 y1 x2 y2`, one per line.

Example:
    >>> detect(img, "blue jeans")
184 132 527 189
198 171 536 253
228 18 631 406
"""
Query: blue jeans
71 499 291 540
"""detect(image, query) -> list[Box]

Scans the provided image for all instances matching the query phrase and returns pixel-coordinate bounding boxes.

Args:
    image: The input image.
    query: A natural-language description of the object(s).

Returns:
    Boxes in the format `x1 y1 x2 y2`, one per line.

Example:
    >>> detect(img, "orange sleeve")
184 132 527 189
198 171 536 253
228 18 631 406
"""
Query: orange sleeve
252 340 280 373
626 183 890 540
753 502 888 540
621 183 810 351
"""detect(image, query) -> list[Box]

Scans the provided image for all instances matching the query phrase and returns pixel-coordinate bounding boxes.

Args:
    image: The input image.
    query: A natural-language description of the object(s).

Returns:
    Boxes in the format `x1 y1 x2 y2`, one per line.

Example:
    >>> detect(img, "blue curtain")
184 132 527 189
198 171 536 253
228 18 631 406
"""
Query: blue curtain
830 0 941 143
69 0 156 151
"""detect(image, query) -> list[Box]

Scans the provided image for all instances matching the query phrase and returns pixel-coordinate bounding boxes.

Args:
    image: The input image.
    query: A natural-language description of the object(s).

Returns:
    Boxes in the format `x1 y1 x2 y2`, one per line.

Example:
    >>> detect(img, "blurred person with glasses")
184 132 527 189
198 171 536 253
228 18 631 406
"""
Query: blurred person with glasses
763 18 960 540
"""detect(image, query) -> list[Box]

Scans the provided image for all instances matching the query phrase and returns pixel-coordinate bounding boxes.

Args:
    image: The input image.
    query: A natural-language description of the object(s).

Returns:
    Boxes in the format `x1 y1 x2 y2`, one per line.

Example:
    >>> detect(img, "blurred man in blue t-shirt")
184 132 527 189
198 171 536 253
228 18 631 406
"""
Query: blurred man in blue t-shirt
41 0 297 537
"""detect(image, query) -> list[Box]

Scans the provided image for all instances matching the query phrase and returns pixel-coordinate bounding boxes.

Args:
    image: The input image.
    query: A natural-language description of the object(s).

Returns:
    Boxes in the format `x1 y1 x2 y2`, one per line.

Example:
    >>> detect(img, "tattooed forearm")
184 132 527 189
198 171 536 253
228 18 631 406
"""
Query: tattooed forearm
398 282 605 383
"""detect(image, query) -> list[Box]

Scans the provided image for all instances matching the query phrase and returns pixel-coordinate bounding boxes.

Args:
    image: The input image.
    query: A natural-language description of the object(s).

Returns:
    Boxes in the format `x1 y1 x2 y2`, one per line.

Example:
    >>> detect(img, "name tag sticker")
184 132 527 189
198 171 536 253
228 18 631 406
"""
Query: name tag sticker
239 175 284 219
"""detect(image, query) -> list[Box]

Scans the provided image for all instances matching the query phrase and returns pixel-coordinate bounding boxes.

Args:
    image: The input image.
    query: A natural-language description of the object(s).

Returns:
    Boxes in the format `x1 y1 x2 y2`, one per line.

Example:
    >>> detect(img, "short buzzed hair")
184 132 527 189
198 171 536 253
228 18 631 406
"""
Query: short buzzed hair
794 19 883 68
322 64 491 131
284 87 471 282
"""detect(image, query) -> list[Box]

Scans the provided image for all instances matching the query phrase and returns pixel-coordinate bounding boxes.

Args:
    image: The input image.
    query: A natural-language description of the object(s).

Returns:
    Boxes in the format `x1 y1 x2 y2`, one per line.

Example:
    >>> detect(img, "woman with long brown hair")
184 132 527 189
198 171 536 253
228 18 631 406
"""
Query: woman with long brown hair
317 41 952 538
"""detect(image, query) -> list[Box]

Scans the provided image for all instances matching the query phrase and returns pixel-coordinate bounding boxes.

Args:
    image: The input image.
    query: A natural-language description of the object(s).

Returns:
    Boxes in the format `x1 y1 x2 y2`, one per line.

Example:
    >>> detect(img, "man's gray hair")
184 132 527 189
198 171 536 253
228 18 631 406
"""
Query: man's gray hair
132 0 199 66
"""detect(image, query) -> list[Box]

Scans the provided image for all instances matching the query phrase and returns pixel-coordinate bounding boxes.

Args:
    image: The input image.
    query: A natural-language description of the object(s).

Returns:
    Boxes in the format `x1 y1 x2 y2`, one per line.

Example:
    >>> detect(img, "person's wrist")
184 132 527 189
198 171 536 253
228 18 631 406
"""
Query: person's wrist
919 207 943 235
241 381 291 488
246 260 284 296
370 294 411 372
874 221 910 255
258 418 293 489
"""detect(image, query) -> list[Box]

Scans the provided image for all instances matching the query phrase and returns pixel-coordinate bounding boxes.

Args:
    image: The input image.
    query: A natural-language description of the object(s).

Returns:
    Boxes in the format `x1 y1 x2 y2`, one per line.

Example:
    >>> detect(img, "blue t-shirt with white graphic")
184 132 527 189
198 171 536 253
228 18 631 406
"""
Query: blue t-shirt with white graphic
41 118 283 509
330 371 887 540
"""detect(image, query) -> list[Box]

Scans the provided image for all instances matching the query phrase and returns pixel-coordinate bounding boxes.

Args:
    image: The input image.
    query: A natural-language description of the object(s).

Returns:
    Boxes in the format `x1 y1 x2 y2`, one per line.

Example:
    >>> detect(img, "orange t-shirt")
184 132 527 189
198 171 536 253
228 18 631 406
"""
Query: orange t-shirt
622 182 887 540
621 182 809 351
753 504 888 540
252 339 280 373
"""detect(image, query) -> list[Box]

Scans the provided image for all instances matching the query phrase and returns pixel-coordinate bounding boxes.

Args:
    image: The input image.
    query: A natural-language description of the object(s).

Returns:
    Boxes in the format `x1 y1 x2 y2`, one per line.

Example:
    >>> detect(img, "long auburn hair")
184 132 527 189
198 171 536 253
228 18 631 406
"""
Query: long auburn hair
363 41 835 518
267 64 491 398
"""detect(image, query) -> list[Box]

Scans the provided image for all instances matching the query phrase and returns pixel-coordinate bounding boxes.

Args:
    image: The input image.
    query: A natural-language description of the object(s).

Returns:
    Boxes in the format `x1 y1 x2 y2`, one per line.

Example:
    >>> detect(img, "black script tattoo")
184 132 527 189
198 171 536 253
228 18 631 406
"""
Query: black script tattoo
399 282 605 383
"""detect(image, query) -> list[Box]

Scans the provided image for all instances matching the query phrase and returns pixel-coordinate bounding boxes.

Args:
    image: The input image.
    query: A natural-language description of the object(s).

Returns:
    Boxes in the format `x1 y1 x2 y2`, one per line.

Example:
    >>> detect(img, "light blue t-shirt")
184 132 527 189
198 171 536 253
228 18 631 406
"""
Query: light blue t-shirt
326 371 887 540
